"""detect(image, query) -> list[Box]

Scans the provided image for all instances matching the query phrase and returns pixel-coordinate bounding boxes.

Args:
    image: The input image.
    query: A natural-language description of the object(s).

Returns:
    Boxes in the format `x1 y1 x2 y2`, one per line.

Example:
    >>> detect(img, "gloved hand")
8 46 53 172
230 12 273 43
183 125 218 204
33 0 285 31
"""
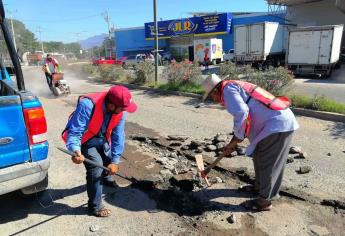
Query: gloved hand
107 164 119 175
72 150 84 164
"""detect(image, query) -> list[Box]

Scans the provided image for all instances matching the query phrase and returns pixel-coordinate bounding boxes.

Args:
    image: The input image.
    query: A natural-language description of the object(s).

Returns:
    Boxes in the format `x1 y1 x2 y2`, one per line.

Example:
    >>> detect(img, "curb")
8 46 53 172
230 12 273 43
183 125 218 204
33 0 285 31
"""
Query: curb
291 108 345 123
97 80 345 123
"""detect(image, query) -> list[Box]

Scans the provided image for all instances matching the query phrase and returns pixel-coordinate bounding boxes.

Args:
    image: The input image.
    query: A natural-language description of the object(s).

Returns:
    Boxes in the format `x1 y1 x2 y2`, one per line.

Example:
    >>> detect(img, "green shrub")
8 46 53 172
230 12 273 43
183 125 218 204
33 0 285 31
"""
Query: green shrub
162 60 202 84
82 64 99 77
221 64 294 96
97 65 131 83
132 61 154 85
219 61 238 78
241 67 294 96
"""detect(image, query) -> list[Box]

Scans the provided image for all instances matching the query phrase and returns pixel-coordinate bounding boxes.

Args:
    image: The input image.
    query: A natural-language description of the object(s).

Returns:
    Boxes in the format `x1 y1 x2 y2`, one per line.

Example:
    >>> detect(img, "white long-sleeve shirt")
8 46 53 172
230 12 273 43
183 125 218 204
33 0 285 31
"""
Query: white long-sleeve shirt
223 83 299 155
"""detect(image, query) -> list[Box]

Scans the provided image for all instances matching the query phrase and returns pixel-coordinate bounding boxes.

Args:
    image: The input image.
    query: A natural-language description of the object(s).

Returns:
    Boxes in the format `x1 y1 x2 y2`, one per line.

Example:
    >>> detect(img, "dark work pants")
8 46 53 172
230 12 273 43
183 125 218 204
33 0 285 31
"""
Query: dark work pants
45 72 53 90
252 131 293 200
81 141 112 214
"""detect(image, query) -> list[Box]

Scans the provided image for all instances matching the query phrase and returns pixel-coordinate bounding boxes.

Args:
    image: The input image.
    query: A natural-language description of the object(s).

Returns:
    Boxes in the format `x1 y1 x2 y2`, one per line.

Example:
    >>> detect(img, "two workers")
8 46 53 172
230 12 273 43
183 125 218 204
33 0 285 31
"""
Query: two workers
63 72 298 216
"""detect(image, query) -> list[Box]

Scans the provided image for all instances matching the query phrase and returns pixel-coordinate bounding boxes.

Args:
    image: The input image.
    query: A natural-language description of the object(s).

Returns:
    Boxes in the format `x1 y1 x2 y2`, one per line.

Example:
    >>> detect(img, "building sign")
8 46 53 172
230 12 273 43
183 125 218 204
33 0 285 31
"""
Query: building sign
145 13 232 39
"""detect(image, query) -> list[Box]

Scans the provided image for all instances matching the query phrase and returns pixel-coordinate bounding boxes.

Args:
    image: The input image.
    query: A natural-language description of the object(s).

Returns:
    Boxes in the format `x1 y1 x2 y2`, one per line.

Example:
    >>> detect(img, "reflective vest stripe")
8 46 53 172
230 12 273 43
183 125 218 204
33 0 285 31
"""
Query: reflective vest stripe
220 80 291 138
222 80 290 110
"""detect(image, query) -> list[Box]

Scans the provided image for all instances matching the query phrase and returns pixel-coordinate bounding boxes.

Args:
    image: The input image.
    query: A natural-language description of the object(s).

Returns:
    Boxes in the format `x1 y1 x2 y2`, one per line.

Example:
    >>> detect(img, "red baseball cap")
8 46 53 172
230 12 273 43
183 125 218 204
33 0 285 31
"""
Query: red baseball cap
106 86 137 113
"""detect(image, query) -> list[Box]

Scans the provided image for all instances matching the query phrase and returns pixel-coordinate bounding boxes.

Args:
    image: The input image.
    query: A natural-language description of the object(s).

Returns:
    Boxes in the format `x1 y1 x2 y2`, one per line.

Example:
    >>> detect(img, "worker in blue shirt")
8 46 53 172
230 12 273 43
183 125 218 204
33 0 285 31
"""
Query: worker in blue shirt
62 85 137 217
202 74 299 211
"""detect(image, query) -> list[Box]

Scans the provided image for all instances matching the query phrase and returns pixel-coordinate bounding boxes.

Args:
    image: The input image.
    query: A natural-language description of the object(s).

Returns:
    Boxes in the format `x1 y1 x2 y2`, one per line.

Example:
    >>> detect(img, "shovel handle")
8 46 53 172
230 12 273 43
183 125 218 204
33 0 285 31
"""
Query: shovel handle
57 147 110 172
57 147 139 183
203 155 225 177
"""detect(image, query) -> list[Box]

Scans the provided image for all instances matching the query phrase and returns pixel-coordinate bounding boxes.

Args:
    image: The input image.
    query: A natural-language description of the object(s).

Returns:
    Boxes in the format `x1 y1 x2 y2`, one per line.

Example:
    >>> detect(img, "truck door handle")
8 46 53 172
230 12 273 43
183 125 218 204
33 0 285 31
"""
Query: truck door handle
0 137 14 145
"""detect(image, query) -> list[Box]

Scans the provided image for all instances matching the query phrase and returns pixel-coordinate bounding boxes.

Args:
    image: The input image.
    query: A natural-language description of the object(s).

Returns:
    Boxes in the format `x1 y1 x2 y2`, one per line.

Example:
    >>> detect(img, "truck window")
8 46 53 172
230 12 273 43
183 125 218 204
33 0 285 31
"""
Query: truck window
0 28 17 90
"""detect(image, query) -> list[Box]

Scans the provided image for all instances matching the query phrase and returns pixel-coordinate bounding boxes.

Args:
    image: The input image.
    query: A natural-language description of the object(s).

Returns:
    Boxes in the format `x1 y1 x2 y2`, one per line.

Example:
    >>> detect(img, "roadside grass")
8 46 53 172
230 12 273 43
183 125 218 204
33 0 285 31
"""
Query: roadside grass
157 82 204 95
290 94 345 115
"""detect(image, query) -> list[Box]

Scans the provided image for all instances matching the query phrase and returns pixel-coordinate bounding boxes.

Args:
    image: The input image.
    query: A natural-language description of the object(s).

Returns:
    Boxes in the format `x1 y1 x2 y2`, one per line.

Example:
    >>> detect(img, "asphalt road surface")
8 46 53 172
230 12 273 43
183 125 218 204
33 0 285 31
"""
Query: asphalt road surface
0 64 344 236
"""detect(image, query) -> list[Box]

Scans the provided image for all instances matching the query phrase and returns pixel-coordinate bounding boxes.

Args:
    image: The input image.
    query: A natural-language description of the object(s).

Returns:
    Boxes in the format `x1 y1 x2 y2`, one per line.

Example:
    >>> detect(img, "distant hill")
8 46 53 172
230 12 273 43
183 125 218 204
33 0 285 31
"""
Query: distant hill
79 33 107 49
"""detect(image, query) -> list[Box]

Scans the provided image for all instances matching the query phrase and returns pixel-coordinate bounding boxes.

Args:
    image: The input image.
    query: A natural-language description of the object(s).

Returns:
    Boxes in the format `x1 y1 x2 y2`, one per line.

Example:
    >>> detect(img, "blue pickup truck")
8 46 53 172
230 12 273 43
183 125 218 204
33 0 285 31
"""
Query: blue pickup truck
0 1 49 195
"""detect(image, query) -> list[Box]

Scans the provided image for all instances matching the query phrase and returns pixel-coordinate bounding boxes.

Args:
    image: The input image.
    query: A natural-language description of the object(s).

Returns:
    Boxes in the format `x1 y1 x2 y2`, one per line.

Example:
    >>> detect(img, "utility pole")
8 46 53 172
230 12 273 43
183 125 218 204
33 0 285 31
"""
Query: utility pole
36 26 44 53
6 9 18 52
69 31 85 58
153 0 159 85
102 10 113 58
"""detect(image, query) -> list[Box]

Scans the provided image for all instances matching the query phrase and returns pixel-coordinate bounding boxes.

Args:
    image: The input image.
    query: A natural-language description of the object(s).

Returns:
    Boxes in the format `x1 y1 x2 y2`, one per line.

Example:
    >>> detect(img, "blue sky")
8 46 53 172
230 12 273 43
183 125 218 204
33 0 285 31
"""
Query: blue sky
4 0 268 43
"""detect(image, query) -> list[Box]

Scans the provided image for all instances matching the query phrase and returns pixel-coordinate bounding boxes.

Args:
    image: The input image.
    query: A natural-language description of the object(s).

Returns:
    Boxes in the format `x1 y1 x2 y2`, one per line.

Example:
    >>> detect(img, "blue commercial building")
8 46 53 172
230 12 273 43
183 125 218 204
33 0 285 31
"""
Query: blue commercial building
115 12 285 59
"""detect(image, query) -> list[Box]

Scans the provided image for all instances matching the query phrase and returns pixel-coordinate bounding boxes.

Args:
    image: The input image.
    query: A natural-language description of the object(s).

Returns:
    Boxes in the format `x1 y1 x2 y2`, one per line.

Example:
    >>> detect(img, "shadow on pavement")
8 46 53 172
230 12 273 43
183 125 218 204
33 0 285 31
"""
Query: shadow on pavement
0 185 87 225
325 122 345 139
105 184 250 216
294 66 345 84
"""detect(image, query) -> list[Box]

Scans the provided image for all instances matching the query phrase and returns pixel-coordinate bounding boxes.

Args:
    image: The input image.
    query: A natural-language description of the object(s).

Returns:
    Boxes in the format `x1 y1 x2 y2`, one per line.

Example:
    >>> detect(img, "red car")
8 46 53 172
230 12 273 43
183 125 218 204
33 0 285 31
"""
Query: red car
92 57 116 65
115 56 128 65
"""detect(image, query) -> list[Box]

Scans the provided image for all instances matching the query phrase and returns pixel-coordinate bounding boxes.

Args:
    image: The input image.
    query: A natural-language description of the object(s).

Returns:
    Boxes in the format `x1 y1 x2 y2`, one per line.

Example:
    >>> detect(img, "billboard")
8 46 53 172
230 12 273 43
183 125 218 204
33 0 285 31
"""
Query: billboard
145 13 232 39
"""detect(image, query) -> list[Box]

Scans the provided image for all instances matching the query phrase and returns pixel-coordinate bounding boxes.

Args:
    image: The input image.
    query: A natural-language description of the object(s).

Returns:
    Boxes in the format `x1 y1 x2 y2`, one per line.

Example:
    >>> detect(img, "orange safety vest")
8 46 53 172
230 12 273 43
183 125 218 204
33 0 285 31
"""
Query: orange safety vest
61 92 123 144
220 80 290 137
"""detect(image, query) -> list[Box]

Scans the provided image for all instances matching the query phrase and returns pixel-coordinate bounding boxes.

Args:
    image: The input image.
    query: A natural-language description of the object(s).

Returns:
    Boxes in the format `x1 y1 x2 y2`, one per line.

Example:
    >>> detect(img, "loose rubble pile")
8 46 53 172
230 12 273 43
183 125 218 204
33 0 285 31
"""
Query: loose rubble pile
130 133 245 191
288 146 312 175
130 133 316 193
129 133 345 217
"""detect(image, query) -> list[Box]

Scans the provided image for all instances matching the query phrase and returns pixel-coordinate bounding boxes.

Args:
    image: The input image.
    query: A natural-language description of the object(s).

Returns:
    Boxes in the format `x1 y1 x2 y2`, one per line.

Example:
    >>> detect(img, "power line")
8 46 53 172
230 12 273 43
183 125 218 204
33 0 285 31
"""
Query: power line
21 13 102 23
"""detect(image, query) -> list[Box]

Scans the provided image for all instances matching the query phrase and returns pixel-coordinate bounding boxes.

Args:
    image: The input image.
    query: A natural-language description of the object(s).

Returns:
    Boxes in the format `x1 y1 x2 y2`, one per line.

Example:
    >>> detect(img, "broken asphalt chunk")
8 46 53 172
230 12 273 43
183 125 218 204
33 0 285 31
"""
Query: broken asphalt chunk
169 142 183 147
235 146 246 156
287 156 294 163
226 214 236 224
130 134 148 142
296 166 312 174
289 146 302 154
167 135 189 142
206 145 217 152
294 152 307 159
215 134 228 143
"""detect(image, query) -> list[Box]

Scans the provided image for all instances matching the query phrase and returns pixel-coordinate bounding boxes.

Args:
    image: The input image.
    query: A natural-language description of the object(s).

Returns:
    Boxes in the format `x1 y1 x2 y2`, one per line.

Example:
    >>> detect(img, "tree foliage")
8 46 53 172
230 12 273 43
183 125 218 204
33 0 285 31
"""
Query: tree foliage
5 19 81 57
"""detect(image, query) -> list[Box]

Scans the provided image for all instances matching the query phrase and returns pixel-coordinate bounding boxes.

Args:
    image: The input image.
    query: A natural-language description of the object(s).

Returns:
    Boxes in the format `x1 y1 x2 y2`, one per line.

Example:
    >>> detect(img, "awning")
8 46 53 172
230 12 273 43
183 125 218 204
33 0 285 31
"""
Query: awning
266 0 323 6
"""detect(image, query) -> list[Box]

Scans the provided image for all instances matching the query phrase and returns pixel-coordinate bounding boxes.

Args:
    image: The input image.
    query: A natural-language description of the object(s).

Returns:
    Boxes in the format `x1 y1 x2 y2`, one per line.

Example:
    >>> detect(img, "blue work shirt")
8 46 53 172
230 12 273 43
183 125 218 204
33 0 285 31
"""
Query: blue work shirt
65 97 127 164
223 83 299 155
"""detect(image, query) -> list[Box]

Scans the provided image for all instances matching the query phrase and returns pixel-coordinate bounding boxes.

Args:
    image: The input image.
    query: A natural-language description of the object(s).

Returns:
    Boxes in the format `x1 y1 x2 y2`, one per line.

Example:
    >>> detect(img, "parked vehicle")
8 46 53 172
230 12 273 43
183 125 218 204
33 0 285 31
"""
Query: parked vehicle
234 22 285 69
92 57 116 66
287 25 344 77
27 51 43 66
115 56 128 65
0 1 49 196
122 54 146 69
161 51 172 65
194 38 223 65
223 49 235 62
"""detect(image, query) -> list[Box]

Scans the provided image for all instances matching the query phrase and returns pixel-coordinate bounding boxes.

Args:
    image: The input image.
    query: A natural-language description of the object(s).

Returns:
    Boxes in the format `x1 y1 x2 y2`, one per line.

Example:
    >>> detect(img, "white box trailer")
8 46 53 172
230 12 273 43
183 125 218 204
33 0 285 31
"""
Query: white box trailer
234 22 285 69
194 38 223 65
287 25 344 77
